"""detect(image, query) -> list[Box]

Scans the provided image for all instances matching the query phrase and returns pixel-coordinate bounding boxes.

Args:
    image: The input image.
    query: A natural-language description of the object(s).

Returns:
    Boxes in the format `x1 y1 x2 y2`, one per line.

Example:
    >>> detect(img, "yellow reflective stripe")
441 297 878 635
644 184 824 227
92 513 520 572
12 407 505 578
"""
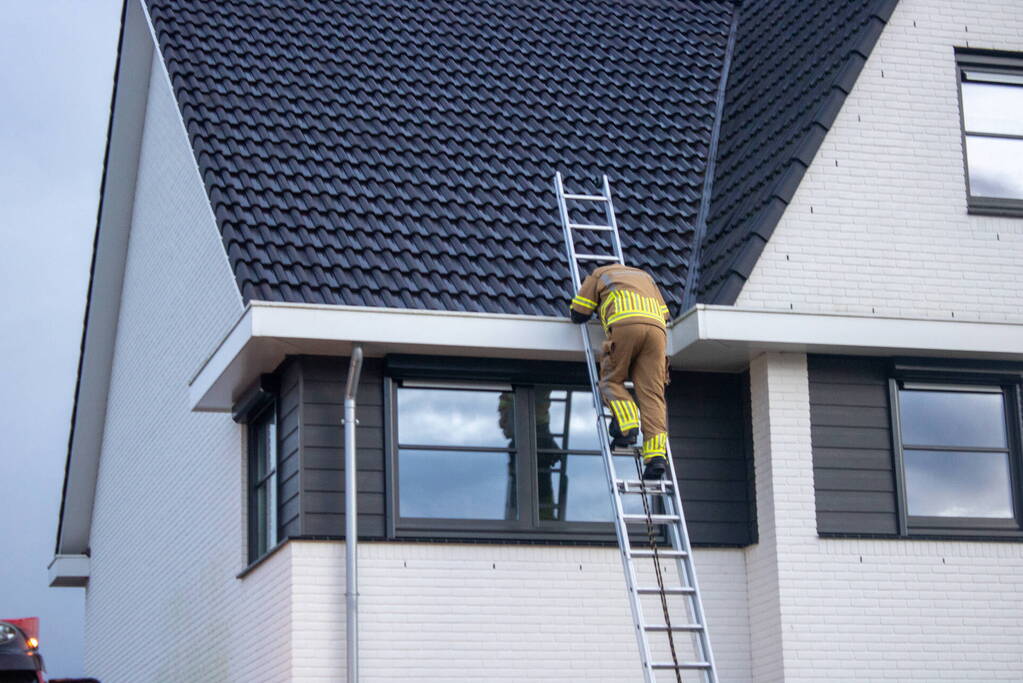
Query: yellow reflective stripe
599 290 616 319
610 400 639 430
600 291 667 327
606 310 665 324
571 295 596 310
642 433 667 459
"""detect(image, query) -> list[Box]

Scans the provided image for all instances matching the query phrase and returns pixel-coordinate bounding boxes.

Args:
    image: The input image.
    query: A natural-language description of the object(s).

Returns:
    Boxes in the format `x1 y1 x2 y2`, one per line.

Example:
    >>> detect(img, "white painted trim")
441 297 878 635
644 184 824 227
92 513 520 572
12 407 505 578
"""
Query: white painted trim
674 305 1023 370
189 301 605 411
189 301 1023 412
48 554 90 588
57 0 155 556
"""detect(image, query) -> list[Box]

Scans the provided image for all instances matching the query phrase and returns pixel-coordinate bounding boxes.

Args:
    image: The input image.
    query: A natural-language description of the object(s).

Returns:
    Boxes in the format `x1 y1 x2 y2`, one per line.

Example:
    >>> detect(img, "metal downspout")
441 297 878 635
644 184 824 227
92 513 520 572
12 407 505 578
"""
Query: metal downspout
344 345 364 682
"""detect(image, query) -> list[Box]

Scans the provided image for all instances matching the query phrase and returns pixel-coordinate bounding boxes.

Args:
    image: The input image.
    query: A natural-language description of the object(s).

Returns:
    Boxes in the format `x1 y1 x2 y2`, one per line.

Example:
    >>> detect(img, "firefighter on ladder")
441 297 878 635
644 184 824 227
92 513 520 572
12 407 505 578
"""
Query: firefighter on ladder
570 262 671 480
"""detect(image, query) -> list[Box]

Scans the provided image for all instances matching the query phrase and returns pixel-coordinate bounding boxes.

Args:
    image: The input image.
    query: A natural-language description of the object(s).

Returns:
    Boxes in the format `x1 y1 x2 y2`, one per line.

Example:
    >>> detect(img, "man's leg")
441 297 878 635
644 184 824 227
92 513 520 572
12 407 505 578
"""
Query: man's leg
632 326 669 478
599 327 641 447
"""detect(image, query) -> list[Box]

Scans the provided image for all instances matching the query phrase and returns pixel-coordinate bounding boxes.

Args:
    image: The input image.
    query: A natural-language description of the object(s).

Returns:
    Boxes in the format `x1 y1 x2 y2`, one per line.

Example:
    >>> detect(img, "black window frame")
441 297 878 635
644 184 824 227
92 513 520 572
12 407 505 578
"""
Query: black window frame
247 400 279 563
234 374 281 565
955 48 1023 217
384 360 666 543
888 364 1023 539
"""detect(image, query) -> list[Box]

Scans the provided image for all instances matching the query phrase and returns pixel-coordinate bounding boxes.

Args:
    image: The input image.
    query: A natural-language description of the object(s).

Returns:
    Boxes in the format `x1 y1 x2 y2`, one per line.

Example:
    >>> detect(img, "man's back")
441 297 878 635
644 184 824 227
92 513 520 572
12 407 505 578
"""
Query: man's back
571 264 670 332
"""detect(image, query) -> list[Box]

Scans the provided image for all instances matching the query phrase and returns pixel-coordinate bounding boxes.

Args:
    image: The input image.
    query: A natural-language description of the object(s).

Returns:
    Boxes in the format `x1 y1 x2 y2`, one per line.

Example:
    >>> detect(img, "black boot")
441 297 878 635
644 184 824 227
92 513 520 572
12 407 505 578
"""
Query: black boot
608 415 638 449
642 456 667 480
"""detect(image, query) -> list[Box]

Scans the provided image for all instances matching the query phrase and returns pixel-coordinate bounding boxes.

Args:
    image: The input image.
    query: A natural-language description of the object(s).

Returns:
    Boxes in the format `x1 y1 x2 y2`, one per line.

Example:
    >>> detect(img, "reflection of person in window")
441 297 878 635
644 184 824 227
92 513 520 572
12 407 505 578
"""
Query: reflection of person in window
534 391 561 520
497 393 516 520
498 391 562 520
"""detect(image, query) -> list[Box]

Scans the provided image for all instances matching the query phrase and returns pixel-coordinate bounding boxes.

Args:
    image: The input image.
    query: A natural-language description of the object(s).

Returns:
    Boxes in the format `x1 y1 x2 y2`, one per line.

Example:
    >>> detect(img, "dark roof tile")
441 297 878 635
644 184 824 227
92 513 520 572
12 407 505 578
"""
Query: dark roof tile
147 0 734 315
696 0 898 304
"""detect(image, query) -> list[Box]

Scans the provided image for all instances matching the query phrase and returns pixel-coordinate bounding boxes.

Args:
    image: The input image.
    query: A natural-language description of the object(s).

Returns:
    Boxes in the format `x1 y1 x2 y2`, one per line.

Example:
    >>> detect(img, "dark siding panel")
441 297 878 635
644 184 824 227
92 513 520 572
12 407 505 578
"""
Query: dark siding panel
288 356 754 546
668 370 755 546
297 356 386 538
277 358 302 538
809 355 898 536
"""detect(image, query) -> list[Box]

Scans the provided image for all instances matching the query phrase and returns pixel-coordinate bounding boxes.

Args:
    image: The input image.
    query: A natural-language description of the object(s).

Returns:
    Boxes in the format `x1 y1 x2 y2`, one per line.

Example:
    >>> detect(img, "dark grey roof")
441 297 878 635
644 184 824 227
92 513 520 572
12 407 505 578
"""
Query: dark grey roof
147 0 734 317
145 0 896 315
696 0 898 304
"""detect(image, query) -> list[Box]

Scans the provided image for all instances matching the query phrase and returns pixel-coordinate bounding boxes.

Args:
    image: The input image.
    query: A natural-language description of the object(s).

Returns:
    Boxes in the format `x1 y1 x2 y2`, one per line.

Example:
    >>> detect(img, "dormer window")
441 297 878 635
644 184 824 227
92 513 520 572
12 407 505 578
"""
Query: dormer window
957 50 1023 215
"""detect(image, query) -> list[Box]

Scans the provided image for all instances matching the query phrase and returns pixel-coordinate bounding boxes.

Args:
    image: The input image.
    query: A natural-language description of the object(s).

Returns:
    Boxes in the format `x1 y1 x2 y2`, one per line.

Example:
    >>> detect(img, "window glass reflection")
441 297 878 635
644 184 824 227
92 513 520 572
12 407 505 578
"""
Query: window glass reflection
904 450 1013 518
899 390 1007 448
538 454 645 522
966 136 1023 199
399 449 516 519
397 388 515 448
537 388 601 451
962 82 1023 136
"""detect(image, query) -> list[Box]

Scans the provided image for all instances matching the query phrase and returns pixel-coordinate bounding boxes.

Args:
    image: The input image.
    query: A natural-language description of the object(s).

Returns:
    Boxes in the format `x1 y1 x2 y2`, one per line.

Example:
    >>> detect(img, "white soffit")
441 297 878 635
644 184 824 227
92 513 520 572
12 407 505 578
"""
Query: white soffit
189 301 601 411
48 554 90 588
674 305 1023 371
192 302 1023 412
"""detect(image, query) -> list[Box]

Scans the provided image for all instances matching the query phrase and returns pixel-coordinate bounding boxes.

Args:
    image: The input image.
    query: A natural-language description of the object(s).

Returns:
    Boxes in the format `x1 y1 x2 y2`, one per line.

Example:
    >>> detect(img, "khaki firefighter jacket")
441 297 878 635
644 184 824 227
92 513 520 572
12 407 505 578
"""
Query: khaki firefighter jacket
570 264 670 332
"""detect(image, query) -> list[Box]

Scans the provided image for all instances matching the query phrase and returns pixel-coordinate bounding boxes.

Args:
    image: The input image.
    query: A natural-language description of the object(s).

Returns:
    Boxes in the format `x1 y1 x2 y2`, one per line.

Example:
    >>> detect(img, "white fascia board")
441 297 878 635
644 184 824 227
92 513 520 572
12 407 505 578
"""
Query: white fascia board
192 302 1023 413
190 301 604 411
57 0 154 557
673 304 1023 370
48 554 90 588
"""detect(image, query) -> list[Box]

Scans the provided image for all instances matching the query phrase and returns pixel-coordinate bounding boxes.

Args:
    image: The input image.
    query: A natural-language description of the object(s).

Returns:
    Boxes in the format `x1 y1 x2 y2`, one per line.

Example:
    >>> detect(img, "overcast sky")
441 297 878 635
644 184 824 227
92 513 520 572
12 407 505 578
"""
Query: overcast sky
0 0 122 676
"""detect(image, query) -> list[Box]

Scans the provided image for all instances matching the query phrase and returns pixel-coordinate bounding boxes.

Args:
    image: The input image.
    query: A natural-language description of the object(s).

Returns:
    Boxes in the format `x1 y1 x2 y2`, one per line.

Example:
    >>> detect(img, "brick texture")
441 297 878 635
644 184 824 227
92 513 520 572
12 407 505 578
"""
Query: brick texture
291 540 752 682
748 352 1023 682
82 52 291 682
736 0 1023 323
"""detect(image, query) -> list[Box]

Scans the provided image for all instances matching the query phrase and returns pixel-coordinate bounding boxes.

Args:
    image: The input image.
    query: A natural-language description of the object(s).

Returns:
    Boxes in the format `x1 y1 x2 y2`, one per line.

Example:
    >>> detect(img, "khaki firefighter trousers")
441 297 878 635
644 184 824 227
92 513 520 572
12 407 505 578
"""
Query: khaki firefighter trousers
598 323 668 461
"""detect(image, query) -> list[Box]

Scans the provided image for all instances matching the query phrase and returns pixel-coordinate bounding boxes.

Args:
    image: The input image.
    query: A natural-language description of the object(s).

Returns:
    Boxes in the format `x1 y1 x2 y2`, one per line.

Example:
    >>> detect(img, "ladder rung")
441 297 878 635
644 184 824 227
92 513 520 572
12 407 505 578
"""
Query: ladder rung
630 549 688 559
563 193 608 201
645 624 703 632
652 661 712 670
569 222 613 231
617 479 674 493
575 254 619 262
637 586 695 595
623 513 680 523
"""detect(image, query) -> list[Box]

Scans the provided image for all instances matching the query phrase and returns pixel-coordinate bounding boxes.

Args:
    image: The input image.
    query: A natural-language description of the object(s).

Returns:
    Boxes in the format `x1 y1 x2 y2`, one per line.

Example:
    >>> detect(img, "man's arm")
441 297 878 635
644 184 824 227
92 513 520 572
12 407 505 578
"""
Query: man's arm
570 273 599 324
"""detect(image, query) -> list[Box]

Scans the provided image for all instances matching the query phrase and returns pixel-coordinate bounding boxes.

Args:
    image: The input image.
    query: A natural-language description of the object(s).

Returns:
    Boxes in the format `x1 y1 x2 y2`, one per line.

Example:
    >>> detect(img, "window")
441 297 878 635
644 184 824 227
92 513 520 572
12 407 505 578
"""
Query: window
248 401 278 562
892 379 1022 535
390 379 647 539
956 50 1023 215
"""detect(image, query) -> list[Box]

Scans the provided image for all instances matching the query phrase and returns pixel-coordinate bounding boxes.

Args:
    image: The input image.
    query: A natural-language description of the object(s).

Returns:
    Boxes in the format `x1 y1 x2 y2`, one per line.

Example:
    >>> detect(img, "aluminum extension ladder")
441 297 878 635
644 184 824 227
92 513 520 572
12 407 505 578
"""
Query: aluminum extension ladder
553 172 718 682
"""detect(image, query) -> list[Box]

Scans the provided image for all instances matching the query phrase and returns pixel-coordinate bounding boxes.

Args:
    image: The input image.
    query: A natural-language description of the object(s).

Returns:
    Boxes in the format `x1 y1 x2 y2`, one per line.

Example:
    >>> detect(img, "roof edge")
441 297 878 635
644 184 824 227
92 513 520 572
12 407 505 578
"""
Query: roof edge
703 0 899 306
56 0 155 557
683 3 740 311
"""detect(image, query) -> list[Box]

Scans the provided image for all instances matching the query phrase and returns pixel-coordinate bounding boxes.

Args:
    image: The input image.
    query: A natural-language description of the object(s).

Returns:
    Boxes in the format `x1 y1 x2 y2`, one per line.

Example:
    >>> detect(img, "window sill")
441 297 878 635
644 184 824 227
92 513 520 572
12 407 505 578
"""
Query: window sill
819 530 1023 543
236 539 288 579
967 197 1023 218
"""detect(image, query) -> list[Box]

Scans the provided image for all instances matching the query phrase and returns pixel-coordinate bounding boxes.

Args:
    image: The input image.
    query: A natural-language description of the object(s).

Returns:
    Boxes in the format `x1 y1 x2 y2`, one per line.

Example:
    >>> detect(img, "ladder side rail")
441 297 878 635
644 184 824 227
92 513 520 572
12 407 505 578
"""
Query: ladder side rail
555 173 656 681
663 443 718 682
601 174 626 263
580 322 656 682
555 172 584 291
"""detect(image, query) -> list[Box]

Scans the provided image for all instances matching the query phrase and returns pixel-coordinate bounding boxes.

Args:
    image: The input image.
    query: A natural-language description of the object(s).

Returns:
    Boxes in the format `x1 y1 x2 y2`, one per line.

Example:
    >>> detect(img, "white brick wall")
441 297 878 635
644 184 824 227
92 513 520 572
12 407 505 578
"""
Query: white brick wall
291 540 751 682
83 52 292 682
737 0 1023 323
748 352 1023 682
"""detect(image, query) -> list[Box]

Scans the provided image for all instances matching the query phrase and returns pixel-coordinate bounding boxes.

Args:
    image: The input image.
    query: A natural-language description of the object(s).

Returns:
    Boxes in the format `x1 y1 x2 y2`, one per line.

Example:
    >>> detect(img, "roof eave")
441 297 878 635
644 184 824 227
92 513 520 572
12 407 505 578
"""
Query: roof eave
55 0 154 558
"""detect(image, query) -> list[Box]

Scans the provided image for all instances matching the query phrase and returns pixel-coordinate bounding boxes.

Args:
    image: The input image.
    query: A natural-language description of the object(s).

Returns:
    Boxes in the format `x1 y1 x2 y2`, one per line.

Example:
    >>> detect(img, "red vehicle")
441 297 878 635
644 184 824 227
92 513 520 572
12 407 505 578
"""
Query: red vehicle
0 618 45 683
